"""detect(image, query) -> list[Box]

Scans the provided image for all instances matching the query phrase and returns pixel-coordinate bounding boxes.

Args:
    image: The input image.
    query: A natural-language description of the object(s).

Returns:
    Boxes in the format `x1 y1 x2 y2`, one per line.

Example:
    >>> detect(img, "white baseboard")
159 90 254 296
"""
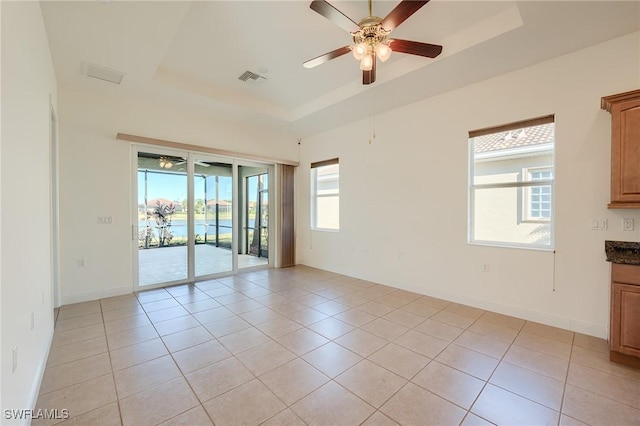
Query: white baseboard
26 324 54 425
61 285 132 306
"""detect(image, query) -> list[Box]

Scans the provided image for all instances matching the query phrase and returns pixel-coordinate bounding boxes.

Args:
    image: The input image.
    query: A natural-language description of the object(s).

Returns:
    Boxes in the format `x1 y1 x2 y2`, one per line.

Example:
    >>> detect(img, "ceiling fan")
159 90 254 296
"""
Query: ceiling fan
303 0 443 85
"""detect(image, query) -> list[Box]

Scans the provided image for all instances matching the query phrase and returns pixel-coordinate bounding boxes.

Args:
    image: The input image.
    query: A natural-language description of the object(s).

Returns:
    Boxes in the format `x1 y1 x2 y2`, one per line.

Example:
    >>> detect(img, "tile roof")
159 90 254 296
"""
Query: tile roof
474 122 554 153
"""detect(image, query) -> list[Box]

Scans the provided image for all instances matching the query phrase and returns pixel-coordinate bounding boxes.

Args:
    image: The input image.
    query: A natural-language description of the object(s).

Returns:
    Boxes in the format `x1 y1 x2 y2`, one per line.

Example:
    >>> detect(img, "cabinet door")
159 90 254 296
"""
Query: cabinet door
611 98 640 203
611 282 640 357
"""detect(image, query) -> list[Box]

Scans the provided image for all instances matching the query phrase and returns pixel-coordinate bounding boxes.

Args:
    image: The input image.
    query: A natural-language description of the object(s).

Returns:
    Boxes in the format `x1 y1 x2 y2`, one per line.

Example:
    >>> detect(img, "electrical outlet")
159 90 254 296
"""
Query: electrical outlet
623 218 634 231
97 216 113 225
591 219 608 230
77 258 86 267
482 264 490 272
12 346 17 372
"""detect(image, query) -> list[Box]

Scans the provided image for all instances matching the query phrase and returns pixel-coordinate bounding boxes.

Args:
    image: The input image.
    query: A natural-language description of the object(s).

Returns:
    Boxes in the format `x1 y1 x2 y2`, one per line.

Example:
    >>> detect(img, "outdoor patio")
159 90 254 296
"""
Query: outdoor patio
138 244 267 286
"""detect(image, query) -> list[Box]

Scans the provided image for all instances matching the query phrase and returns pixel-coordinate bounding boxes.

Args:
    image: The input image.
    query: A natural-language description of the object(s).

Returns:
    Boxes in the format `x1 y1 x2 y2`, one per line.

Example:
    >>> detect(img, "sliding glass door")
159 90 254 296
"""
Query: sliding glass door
134 147 272 289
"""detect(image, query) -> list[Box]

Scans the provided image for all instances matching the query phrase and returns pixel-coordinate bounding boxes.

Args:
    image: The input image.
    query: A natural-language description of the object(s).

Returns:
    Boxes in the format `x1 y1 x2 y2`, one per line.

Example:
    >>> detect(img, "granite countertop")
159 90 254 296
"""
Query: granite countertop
605 240 640 265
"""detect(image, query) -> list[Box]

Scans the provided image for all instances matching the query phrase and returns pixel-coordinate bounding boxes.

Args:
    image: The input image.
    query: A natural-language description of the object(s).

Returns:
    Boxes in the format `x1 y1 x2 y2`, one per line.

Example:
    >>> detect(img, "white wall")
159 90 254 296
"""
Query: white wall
58 86 297 304
297 32 640 338
1 1 58 421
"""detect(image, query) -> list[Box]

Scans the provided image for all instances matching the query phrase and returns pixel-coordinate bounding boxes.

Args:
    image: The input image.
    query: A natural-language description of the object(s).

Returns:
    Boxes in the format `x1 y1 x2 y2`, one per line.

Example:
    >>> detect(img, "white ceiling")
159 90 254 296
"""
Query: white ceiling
40 1 640 138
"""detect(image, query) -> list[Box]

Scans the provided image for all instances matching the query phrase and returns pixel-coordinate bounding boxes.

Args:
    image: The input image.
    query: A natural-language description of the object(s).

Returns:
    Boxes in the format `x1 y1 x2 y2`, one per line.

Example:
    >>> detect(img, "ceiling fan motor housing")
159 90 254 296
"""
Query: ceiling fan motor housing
352 16 390 50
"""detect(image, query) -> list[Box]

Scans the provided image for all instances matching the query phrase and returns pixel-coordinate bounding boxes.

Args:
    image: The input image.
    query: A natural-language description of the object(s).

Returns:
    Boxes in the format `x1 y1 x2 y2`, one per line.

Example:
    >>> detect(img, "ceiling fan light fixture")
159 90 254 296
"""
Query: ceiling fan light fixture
159 157 173 169
376 42 392 62
360 54 374 71
352 42 368 60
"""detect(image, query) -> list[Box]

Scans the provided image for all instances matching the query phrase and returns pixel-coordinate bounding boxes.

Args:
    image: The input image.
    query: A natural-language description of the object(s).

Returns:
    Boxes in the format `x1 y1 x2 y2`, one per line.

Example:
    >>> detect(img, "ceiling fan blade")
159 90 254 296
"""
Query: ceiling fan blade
363 56 376 85
310 0 359 33
390 39 442 58
380 0 430 32
303 46 352 69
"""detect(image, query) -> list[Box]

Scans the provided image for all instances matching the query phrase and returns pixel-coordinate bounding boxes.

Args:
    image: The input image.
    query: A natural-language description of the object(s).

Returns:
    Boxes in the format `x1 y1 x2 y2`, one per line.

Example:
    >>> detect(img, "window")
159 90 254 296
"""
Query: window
469 115 555 249
311 158 339 230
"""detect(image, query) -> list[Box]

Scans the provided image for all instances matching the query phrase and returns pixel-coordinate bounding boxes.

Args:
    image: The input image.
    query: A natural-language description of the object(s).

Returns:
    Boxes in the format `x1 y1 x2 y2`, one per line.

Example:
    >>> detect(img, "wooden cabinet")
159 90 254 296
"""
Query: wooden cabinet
610 263 640 368
601 89 640 208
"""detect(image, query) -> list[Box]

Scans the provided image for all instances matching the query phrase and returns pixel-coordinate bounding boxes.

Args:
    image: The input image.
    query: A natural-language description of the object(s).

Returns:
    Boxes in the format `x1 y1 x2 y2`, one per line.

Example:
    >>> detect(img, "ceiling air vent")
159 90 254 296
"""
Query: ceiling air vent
238 70 266 84
86 63 124 84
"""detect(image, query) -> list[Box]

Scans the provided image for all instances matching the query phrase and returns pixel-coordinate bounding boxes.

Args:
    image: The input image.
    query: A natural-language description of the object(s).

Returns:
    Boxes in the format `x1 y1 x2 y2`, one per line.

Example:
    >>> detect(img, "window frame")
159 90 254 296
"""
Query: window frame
523 167 553 223
311 158 339 232
468 115 555 250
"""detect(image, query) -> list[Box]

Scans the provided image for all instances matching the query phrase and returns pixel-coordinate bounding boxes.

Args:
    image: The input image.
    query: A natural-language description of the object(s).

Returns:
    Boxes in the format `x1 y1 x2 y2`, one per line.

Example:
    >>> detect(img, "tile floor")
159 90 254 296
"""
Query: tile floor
35 266 640 425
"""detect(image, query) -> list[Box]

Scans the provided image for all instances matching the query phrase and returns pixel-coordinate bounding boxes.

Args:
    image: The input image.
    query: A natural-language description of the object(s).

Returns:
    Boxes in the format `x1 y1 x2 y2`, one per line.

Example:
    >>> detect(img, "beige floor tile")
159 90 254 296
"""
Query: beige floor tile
260 358 329 405
478 311 525 330
146 306 190 323
214 292 251 305
158 405 213 426
399 302 441 318
416 296 453 309
106 324 159 350
104 314 151 335
514 332 572 360
358 301 396 317
58 301 102 320
567 363 640 409
503 344 568 381
362 318 410 341
113 355 181 398
204 315 251 337
191 306 235 324
296 293 331 307
562 384 640 426
382 309 425 328
51 324 105 347
454 330 511 359
361 411 400 426
110 338 168 371
468 319 519 342
313 300 350 316
460 412 494 426
153 315 200 336
559 414 589 426
203 379 285 425
573 333 608 353
55 313 104 332
380 382 466 425
141 298 181 313
40 352 112 394
60 402 121 426
217 327 271 354
302 342 363 377
333 293 369 308
46 335 108 368
185 357 255 403
490 361 564 410
136 289 172 303
394 329 449 359
414 319 464 342
172 339 231 374
472 384 558 425
291 381 375 425
368 342 430 380
256 317 303 338
236 340 296 376
334 329 388 357
444 303 485 320
239 306 283 325
119 377 199 426
225 299 263 314
307 317 355 339
334 308 377 327
101 305 146 323
182 298 222 314
35 374 117 421
275 327 329 356
412 361 485 409
435 344 499 381
261 409 306 426
431 310 477 329
522 321 574 344
161 326 213 352
100 295 139 312
570 346 640 380
286 307 329 326
173 291 212 305
336 360 407 408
